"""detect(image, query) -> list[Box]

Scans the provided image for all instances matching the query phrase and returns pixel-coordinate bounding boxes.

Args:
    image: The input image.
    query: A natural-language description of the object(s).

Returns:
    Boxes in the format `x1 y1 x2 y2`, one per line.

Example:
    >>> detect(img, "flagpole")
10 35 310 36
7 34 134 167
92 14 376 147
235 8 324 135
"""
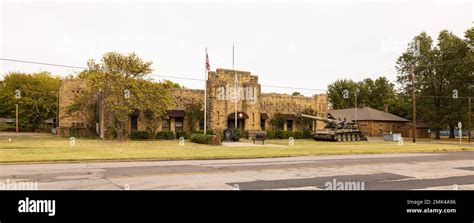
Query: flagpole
233 43 238 128
204 47 208 135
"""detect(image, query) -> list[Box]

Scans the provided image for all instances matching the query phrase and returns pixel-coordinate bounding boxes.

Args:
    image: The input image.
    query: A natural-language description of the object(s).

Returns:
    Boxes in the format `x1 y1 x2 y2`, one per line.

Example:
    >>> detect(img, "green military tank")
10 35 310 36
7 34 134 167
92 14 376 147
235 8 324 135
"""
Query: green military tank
296 113 366 142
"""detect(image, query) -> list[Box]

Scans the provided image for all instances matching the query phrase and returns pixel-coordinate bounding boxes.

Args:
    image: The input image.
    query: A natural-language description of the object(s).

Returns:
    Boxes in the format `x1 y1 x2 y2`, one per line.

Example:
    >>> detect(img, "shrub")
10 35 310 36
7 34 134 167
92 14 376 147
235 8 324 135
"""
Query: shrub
266 130 275 139
303 130 312 139
193 129 214 135
190 133 220 145
176 131 188 139
275 130 289 139
131 131 151 140
287 131 295 138
294 131 304 139
155 131 174 140
232 128 241 141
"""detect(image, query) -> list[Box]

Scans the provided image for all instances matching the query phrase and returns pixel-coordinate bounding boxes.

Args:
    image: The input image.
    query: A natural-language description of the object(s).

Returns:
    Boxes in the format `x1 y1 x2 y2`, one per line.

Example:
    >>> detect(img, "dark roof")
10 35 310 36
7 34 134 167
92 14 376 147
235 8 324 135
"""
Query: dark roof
167 110 186 118
328 107 409 122
276 113 296 120
228 112 249 120
400 122 430 128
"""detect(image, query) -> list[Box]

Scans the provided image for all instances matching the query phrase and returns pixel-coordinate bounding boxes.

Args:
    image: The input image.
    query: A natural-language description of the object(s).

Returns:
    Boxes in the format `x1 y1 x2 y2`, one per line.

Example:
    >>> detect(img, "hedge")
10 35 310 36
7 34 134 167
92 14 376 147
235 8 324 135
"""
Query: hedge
155 131 174 140
131 131 151 140
231 128 241 141
193 129 214 135
190 133 221 145
176 131 188 139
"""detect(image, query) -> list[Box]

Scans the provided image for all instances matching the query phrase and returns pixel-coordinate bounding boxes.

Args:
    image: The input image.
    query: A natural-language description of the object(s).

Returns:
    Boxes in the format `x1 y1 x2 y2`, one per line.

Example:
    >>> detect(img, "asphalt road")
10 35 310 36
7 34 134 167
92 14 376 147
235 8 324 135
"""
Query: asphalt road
1 151 474 190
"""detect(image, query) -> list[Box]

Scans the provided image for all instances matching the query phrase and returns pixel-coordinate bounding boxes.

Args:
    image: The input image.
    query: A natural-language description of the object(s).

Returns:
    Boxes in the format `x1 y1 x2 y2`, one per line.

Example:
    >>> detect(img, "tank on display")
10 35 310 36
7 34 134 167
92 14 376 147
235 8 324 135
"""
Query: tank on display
296 113 366 141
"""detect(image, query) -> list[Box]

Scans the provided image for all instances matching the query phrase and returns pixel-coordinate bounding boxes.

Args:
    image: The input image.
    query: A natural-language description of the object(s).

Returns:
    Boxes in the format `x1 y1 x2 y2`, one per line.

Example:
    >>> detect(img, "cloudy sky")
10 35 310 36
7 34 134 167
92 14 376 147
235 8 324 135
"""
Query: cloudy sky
0 0 472 95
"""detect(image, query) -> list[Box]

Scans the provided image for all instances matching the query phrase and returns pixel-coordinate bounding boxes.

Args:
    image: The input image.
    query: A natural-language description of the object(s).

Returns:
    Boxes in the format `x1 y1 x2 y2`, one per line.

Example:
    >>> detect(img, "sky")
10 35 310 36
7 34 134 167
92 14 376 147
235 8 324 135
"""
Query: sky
0 0 472 95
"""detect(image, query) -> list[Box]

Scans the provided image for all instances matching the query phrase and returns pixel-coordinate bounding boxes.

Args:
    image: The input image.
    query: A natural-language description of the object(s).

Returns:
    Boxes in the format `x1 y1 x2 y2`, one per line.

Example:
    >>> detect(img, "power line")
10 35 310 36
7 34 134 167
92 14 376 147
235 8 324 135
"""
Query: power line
0 58 87 70
0 57 328 92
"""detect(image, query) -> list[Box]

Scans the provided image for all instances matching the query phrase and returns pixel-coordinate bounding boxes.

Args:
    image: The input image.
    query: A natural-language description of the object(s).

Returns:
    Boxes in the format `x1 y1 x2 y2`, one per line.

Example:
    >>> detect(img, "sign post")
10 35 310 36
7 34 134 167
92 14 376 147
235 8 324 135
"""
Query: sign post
458 122 462 145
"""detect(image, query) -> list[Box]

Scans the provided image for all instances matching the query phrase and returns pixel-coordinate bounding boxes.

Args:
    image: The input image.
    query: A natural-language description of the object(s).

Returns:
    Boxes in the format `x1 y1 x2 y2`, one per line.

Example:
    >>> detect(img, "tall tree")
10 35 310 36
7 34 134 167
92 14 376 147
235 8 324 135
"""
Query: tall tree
0 72 59 131
396 29 473 139
327 77 397 111
72 52 172 140
327 79 358 109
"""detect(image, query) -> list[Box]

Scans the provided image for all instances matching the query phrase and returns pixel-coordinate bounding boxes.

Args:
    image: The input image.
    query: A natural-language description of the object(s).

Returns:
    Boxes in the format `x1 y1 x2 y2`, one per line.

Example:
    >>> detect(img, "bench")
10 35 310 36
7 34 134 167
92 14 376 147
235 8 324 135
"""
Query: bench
252 133 267 145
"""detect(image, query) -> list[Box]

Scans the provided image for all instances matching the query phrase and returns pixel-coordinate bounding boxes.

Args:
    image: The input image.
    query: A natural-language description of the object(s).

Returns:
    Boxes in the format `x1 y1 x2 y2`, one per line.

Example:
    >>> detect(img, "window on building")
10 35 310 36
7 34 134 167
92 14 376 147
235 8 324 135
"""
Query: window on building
175 117 183 132
287 120 294 132
199 120 204 130
162 119 170 131
131 116 138 131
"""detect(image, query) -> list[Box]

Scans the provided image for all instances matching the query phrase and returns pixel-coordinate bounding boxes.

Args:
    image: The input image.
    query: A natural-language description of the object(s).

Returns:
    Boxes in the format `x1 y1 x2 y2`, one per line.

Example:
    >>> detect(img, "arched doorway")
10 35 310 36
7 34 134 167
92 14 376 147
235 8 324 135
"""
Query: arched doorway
228 112 249 132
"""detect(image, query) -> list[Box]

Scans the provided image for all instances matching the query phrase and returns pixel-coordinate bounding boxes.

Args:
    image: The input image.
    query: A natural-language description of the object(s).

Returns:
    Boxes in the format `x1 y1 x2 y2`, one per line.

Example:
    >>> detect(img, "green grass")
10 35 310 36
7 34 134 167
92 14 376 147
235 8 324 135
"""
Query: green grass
0 134 472 163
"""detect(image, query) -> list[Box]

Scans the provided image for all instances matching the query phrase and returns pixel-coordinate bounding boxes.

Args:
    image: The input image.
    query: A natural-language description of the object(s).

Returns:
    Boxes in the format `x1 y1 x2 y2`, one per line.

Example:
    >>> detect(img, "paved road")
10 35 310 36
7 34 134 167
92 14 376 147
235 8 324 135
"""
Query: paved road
1 152 474 190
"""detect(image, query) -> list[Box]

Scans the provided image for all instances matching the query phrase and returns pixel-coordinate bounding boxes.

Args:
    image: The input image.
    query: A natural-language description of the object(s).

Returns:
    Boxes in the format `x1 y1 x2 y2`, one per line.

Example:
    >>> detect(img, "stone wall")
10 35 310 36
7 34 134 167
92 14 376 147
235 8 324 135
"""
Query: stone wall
357 121 406 137
57 78 97 137
57 68 329 138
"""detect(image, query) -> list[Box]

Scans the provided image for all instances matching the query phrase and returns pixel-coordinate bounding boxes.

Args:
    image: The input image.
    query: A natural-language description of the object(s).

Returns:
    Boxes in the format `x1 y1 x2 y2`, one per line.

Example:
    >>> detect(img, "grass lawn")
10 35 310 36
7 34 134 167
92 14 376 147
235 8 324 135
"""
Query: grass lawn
0 134 473 163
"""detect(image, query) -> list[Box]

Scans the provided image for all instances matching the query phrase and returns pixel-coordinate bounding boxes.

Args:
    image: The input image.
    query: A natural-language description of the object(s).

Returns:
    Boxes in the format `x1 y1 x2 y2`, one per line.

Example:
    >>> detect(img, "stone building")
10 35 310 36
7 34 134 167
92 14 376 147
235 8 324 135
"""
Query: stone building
57 68 328 138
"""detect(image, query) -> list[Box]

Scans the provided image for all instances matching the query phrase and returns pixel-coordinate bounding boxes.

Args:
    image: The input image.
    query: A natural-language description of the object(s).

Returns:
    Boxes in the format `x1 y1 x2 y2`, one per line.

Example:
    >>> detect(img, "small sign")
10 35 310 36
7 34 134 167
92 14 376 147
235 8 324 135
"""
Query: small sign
15 89 21 99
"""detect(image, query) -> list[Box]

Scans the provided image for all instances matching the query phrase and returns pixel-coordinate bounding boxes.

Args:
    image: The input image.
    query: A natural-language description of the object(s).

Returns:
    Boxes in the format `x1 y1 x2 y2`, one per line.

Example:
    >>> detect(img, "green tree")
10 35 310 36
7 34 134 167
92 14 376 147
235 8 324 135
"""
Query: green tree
396 29 473 139
72 52 172 140
0 72 59 131
327 79 358 109
185 102 203 133
162 80 182 89
328 77 397 111
292 92 302 96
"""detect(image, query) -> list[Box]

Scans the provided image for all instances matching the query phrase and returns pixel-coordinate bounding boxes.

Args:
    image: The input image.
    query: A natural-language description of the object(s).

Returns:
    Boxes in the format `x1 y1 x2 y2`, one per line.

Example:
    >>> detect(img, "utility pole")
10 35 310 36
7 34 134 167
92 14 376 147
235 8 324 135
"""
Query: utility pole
354 90 357 126
204 48 208 135
233 43 238 128
15 104 19 133
469 97 471 143
411 66 416 143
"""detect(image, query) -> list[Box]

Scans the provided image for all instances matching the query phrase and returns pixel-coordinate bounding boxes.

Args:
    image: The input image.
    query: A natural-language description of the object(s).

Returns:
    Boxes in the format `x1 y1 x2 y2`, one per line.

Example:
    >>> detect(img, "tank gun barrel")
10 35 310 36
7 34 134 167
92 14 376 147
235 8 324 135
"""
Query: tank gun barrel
296 113 330 122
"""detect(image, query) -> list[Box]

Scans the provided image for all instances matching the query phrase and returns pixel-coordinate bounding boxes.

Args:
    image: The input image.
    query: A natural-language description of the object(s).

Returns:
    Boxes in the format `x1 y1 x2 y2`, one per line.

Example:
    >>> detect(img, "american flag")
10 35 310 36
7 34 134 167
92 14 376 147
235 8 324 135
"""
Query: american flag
205 49 210 71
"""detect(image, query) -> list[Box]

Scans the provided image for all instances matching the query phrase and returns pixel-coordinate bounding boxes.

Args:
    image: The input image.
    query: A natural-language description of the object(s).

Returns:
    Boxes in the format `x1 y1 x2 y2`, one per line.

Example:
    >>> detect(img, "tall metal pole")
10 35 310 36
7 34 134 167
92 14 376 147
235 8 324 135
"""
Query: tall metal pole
233 43 238 128
469 97 471 143
15 104 19 133
204 48 208 135
354 90 357 126
411 66 416 143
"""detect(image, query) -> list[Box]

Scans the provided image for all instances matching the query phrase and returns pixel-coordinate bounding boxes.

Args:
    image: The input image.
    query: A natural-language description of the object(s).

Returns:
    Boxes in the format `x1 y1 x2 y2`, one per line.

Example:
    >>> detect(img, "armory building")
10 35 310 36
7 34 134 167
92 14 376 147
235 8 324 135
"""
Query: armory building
57 68 328 138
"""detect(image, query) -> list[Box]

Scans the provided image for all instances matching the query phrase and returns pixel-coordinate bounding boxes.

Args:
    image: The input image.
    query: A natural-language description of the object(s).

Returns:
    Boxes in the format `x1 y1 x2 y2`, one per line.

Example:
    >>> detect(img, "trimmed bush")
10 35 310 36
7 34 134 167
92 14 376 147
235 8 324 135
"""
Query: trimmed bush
131 131 151 140
232 128 241 141
294 131 304 139
266 130 275 139
190 133 220 145
193 129 214 135
176 131 188 139
275 130 289 139
155 131 174 140
287 131 295 138
303 130 312 139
